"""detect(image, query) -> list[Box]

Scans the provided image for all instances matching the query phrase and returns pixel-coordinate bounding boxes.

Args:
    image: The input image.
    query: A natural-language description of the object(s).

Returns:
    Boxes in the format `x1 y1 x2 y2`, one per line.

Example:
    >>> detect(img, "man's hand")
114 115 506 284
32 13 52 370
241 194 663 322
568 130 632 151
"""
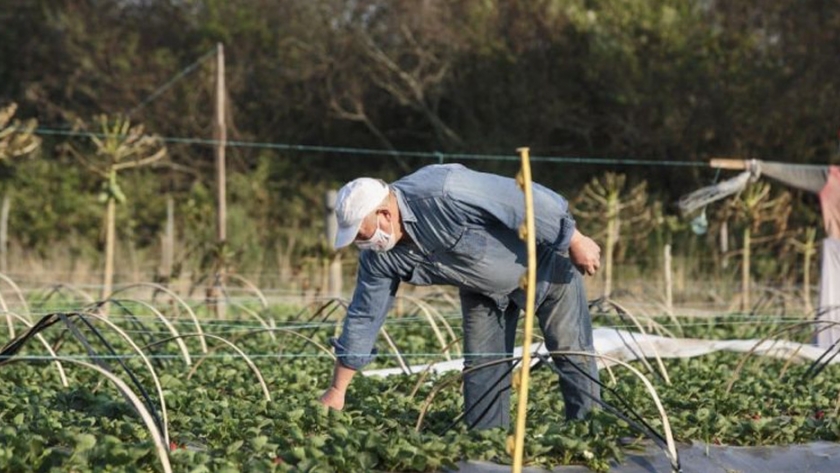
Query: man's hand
569 229 601 276
319 386 346 410
318 361 357 410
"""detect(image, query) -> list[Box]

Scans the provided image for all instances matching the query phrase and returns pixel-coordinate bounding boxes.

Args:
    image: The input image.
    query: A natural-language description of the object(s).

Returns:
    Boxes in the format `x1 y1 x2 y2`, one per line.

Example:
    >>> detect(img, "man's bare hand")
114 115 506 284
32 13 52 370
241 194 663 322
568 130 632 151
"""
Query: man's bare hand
319 386 346 410
319 361 356 410
569 230 601 276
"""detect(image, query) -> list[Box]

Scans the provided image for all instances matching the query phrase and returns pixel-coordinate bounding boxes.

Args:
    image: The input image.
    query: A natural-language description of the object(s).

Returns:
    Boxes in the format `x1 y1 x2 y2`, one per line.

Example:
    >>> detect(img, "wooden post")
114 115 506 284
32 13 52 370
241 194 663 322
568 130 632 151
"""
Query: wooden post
209 42 227 319
0 192 9 274
215 43 227 245
663 244 673 316
325 190 342 299
160 195 174 282
802 228 816 315
603 191 619 299
101 188 116 307
1 192 11 336
742 226 751 312
720 220 729 269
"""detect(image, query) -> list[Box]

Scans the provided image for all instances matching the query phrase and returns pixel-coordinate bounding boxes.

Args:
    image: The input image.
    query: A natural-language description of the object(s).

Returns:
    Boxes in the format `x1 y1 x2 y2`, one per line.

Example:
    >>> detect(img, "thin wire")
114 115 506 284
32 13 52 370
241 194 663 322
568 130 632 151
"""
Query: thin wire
10 346 835 362
4 311 821 361
125 48 217 118
28 126 705 167
2 353 329 360
27 319 809 339
1 353 477 360
6 314 811 334
2 310 814 330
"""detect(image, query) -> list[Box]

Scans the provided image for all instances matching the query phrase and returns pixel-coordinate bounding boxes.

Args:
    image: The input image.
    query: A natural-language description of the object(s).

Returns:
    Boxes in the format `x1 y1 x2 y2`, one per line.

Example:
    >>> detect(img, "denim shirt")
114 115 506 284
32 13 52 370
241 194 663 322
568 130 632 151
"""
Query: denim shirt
333 164 577 370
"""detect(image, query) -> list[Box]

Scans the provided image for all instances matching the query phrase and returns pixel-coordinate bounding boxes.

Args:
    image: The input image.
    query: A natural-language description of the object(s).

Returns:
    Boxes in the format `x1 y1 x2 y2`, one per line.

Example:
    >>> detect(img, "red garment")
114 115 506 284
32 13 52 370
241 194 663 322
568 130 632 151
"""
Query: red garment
819 166 840 239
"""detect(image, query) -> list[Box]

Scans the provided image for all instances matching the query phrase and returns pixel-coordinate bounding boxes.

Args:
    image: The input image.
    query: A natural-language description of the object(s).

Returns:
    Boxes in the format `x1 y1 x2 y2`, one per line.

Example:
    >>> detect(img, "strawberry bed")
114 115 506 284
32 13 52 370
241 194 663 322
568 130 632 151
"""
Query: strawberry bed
1 310 838 472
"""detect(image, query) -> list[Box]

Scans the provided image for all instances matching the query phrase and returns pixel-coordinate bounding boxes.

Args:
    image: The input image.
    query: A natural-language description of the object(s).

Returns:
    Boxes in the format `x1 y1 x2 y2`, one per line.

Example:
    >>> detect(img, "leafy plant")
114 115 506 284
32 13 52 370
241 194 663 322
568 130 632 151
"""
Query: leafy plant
574 172 651 298
3 304 840 472
64 115 167 303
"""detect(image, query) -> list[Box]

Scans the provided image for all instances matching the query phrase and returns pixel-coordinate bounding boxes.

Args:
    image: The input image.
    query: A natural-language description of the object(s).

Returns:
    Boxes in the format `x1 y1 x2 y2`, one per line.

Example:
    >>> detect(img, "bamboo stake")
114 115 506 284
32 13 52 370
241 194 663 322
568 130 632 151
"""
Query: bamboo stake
0 192 9 274
603 190 618 298
663 244 673 315
212 42 227 320
800 228 817 315
742 225 751 312
325 190 343 299
214 42 227 245
101 172 117 311
161 195 174 280
512 147 537 472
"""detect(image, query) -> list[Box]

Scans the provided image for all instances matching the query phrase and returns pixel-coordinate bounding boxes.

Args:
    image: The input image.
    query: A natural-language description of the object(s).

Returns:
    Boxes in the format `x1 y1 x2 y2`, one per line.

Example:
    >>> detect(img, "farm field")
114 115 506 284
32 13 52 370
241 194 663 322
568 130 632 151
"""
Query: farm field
5 2 840 472
2 286 840 473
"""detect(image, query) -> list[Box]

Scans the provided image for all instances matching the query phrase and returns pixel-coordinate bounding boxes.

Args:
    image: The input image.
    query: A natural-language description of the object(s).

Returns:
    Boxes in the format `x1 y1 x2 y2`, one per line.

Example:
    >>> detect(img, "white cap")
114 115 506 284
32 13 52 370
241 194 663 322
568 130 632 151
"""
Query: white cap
334 177 390 249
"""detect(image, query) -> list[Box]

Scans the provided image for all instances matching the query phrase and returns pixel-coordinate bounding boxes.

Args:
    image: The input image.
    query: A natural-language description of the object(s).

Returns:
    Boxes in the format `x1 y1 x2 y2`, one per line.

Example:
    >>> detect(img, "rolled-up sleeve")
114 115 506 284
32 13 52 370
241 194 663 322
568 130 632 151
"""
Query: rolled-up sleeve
532 182 577 251
332 253 400 370
448 168 577 252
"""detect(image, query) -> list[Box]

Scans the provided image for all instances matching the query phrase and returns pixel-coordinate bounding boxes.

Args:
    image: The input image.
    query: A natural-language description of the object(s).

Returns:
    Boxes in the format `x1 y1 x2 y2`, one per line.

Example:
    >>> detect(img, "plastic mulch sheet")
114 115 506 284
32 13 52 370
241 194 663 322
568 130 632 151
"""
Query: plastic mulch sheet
364 328 840 378
451 441 840 472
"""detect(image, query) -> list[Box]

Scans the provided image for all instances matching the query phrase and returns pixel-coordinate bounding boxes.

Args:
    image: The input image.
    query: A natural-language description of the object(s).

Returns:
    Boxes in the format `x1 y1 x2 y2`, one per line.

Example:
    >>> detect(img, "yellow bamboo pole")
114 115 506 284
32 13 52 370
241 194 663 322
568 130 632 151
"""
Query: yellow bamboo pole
511 147 537 472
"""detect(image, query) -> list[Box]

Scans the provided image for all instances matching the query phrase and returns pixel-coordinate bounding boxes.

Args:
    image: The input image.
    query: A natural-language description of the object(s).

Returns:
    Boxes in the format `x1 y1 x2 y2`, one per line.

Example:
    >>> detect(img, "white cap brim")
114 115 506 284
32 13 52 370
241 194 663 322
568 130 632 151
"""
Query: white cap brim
334 221 362 249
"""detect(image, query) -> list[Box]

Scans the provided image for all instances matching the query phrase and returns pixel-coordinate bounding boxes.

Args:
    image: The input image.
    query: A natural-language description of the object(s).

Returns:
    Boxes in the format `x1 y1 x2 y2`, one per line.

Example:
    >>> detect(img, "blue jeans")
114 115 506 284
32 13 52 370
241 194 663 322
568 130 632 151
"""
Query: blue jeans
460 255 600 430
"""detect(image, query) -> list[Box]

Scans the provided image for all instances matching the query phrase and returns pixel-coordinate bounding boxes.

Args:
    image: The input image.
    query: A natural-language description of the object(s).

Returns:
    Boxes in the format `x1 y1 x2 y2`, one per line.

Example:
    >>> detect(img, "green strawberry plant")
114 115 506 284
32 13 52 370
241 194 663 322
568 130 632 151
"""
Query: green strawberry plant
2 311 839 472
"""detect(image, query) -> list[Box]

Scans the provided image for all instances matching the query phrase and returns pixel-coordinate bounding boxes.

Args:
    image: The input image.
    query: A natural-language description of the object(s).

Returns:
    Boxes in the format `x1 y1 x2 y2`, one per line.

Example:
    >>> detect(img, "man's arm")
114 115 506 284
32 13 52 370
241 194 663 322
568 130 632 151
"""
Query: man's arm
569 229 601 276
317 252 399 409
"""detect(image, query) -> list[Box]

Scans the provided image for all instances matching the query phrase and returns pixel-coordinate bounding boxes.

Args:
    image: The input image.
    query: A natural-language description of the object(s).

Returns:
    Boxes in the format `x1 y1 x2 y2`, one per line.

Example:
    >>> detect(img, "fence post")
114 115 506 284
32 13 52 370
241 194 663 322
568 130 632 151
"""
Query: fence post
664 244 673 315
208 42 227 319
0 192 9 274
325 190 342 299
160 196 174 282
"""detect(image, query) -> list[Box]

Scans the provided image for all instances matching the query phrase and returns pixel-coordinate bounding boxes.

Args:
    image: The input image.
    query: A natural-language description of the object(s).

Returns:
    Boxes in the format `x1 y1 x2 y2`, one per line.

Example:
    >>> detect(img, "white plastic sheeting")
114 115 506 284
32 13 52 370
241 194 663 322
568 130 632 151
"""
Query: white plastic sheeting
364 328 838 378
816 237 840 348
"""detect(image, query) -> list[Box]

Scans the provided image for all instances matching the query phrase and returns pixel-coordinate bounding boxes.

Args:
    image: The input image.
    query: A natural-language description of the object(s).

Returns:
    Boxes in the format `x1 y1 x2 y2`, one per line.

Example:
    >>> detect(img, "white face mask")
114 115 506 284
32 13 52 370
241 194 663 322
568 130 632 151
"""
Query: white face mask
355 218 396 252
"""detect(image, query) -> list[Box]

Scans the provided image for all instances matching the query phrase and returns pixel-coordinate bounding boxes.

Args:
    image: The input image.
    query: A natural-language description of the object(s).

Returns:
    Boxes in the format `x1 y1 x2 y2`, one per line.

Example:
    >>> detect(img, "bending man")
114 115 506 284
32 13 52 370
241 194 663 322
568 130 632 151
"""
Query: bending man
319 163 601 430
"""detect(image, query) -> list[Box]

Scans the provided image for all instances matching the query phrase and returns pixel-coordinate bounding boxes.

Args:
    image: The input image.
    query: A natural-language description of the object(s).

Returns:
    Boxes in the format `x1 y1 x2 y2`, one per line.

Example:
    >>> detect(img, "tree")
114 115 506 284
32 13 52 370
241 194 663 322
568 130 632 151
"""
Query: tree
0 102 40 336
718 182 792 311
0 103 40 159
573 172 651 298
0 102 41 274
66 115 167 305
